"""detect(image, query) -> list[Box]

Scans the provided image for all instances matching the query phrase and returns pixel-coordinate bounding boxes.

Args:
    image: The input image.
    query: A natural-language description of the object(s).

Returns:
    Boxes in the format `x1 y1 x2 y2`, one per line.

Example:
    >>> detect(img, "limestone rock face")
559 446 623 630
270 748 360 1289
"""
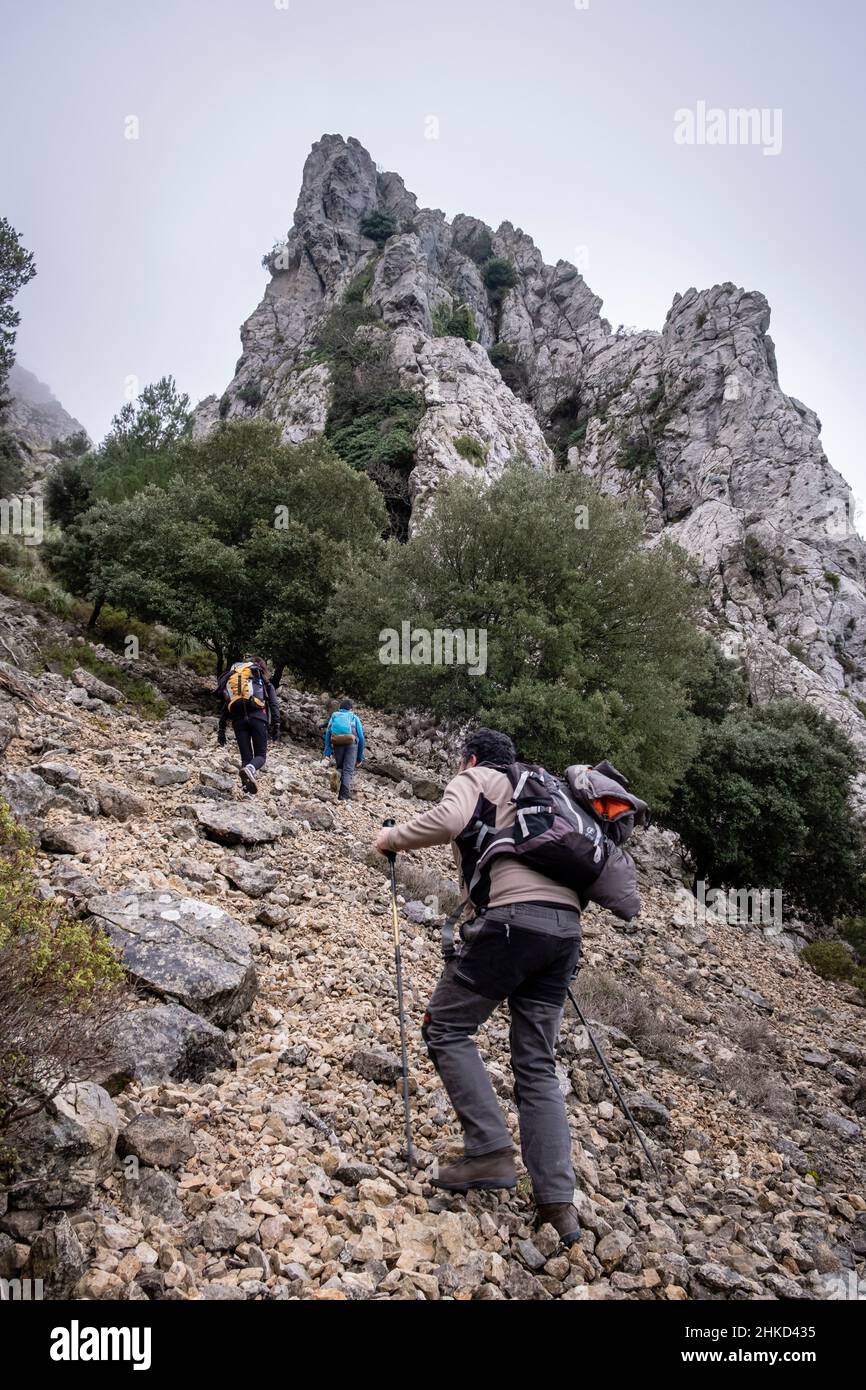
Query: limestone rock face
3 364 89 495
195 134 866 754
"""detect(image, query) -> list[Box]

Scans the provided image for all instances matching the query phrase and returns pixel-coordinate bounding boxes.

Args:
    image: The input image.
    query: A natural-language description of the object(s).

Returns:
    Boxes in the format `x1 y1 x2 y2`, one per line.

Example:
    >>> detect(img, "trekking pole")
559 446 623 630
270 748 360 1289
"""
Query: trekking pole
382 819 415 1173
567 985 663 1183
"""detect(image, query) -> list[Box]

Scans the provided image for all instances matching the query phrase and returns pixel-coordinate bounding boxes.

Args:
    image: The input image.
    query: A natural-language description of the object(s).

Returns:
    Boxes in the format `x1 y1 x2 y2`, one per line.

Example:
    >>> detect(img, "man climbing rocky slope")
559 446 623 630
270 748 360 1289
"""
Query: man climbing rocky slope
194 134 866 789
1 606 864 1301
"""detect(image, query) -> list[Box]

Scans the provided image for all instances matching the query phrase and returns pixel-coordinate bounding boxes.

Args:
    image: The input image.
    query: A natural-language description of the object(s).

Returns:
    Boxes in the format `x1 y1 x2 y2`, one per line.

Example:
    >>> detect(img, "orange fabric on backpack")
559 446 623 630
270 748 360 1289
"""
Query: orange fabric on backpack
591 796 633 820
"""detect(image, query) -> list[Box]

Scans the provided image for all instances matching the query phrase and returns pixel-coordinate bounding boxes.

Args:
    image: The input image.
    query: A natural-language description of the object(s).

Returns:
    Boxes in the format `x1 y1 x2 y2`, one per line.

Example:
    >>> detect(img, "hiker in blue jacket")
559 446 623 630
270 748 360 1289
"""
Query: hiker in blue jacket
324 699 365 801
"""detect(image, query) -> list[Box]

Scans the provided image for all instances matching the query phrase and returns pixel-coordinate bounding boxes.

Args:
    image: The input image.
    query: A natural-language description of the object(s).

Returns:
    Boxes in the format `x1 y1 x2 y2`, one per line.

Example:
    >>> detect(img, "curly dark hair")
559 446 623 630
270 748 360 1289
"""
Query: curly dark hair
460 727 516 770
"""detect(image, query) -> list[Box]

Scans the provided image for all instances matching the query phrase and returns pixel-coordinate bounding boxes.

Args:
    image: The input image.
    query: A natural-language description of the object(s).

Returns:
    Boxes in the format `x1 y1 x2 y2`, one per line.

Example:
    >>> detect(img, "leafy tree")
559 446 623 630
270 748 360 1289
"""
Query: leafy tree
50 430 90 459
88 376 192 501
665 701 866 925
48 422 386 679
0 217 36 397
44 456 95 528
327 464 705 805
0 218 36 493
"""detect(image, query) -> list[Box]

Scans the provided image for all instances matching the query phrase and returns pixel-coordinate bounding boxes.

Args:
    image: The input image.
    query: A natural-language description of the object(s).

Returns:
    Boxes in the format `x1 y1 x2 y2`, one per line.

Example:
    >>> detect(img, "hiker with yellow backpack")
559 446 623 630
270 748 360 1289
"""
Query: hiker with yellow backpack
217 657 281 794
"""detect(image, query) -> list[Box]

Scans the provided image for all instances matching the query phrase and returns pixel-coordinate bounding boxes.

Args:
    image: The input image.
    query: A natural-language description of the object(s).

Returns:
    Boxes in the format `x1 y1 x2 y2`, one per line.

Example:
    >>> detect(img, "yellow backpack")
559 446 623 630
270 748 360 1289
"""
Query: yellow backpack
225 662 266 714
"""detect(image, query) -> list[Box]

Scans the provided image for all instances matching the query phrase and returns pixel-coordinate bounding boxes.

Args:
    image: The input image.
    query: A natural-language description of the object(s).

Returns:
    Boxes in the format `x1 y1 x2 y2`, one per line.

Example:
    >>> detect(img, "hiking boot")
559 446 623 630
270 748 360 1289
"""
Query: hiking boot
536 1203 581 1247
338 788 351 801
430 1147 516 1193
239 763 258 794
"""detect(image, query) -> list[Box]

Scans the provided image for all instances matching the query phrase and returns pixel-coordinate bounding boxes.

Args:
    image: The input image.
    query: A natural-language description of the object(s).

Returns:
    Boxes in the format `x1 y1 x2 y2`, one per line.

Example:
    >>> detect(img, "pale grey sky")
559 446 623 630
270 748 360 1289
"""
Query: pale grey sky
2 0 864 510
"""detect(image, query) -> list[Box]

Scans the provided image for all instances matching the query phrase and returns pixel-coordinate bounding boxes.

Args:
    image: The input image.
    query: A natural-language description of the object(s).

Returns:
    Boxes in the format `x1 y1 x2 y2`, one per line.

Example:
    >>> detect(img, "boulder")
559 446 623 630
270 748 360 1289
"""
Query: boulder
23 1213 88 1296
220 854 279 898
193 802 283 846
123 1168 184 1224
97 1002 232 1090
188 1198 259 1252
289 799 335 831
88 891 258 1026
71 666 123 703
117 1113 195 1169
351 1047 403 1084
32 760 81 788
150 764 190 787
11 1081 120 1209
93 779 146 821
41 821 107 856
0 767 54 828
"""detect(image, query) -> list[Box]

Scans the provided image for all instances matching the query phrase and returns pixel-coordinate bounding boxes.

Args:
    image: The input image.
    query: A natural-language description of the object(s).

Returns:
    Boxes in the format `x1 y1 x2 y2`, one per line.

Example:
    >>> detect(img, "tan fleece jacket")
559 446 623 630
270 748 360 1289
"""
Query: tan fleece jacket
382 765 580 911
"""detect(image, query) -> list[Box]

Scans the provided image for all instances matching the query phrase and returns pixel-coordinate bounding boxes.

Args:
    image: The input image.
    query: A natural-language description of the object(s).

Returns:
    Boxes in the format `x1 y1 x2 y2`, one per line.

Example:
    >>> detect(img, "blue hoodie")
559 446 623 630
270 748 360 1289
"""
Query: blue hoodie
324 709 365 761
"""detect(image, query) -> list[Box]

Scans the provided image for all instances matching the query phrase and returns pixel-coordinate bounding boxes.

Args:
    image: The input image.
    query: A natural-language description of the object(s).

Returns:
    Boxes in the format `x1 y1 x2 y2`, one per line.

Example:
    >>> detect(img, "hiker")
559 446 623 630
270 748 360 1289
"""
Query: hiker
324 698 365 801
375 727 641 1246
216 657 281 794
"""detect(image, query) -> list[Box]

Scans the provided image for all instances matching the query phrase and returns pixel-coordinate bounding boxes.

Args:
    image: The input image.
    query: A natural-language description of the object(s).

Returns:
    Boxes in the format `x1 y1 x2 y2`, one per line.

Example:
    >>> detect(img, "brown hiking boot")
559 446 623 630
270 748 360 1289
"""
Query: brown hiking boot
430 1147 517 1193
536 1203 581 1246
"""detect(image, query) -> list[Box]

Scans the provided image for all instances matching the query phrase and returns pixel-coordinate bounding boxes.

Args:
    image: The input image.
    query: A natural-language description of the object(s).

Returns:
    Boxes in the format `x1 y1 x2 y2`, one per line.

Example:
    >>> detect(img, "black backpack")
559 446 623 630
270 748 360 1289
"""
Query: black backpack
456 760 648 908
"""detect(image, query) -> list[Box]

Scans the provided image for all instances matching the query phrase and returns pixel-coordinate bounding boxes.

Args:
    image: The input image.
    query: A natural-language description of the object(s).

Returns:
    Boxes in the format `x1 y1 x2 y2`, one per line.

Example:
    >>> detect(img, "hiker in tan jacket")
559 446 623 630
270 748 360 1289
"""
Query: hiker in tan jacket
376 727 641 1246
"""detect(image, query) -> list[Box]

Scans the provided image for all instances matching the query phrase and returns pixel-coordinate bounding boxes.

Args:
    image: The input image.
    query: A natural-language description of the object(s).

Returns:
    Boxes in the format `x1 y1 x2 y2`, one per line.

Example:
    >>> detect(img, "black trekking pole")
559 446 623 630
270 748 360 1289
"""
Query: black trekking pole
382 819 415 1173
567 985 663 1183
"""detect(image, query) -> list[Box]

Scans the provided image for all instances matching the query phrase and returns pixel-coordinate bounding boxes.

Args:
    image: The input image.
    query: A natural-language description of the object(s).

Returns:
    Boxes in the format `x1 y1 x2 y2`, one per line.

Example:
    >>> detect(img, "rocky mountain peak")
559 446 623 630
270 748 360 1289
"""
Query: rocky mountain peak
195 136 866 773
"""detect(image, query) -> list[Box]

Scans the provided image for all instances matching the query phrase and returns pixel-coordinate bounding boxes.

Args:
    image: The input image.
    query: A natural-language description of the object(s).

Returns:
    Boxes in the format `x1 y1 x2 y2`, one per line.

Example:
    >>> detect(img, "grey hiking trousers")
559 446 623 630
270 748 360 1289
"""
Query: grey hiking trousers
422 901 581 1205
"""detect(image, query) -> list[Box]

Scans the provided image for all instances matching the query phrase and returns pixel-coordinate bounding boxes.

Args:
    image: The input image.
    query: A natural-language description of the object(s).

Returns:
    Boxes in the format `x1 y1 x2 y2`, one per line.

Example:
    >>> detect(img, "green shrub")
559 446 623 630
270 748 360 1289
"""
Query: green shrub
37 638 169 720
344 256 378 305
743 533 774 584
318 305 421 537
824 570 840 592
841 916 866 956
800 941 854 982
359 210 397 245
0 799 124 1142
617 432 656 475
453 434 486 466
483 257 518 304
666 701 866 925
433 303 478 342
327 463 705 806
237 381 263 409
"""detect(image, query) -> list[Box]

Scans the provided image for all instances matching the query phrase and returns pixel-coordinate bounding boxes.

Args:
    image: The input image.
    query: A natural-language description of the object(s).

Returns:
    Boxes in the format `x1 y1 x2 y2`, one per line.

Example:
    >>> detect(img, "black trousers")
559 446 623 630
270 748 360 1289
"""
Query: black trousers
232 715 268 770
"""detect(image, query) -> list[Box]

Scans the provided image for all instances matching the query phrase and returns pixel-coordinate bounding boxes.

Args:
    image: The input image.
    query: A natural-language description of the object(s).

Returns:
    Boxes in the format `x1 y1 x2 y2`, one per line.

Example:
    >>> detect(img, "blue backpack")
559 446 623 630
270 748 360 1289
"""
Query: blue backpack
329 710 357 745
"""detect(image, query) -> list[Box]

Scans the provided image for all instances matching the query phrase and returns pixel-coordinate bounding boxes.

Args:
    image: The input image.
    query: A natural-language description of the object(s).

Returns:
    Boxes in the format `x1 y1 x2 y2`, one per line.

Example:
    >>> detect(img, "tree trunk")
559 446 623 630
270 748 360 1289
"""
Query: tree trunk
87 595 104 629
273 663 285 689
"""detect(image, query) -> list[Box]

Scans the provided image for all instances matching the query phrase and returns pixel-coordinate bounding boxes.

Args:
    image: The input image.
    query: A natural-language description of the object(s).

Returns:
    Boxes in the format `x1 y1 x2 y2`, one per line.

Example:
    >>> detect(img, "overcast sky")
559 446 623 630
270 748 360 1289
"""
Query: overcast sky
2 0 863 511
